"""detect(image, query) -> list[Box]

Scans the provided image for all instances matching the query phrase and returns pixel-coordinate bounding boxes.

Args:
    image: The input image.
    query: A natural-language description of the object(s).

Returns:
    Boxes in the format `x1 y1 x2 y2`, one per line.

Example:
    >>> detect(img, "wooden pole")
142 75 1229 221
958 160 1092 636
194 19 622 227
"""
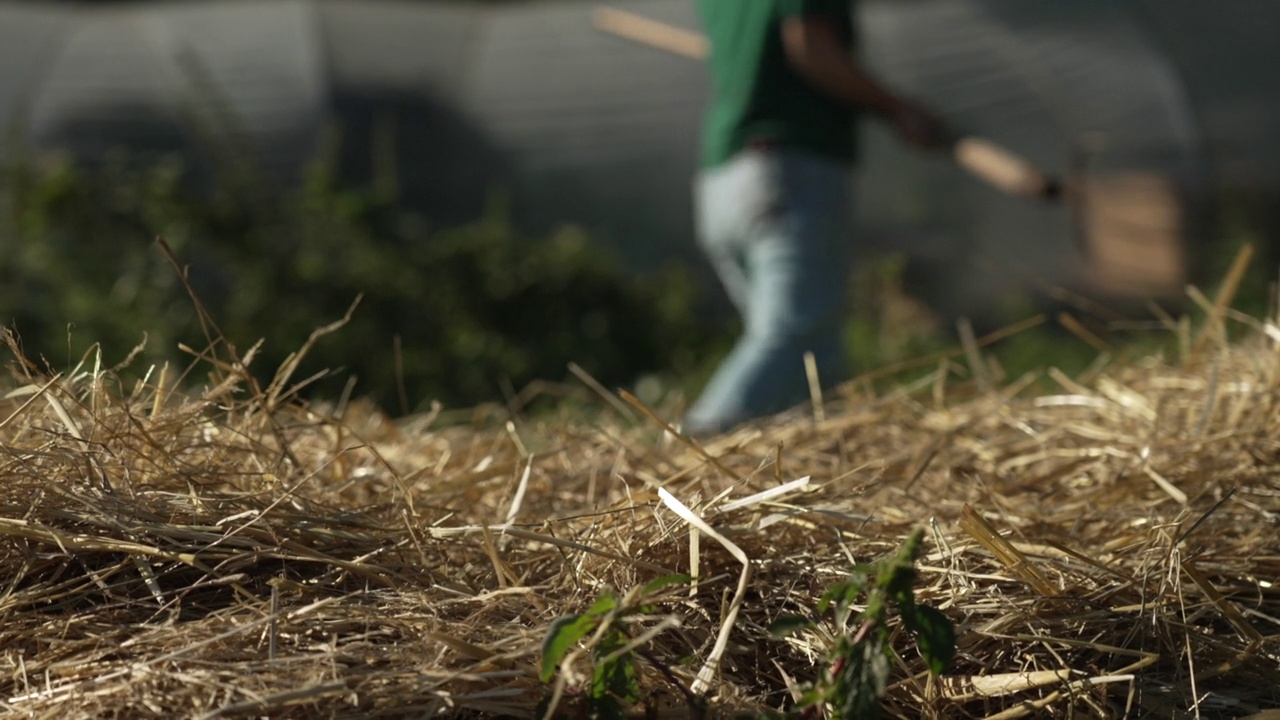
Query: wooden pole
591 5 1060 201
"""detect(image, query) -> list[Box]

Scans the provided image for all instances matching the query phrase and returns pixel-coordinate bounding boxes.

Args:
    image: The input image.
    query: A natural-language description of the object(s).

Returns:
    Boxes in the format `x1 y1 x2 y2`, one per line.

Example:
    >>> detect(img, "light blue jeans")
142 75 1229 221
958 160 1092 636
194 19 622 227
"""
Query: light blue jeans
684 147 853 435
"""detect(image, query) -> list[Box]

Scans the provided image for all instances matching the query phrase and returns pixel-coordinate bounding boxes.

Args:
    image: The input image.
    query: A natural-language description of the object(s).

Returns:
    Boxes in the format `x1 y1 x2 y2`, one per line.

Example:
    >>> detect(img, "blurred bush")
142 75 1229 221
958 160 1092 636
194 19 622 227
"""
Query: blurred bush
0 142 712 414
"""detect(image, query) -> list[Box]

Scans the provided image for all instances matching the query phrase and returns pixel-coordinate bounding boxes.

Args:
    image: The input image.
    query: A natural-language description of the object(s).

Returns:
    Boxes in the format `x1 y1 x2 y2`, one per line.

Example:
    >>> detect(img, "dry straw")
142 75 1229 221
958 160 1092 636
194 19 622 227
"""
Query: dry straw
1 271 1278 718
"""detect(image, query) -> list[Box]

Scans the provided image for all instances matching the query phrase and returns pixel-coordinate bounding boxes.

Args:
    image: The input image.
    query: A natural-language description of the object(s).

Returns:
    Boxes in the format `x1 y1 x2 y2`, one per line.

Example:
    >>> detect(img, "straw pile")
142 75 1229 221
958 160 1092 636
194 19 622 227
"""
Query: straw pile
0 305 1277 719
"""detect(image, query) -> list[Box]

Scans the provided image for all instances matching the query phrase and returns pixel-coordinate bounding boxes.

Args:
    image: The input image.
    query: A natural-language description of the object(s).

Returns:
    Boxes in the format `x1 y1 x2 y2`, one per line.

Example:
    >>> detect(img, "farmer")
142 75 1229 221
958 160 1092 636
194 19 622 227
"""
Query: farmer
682 0 948 436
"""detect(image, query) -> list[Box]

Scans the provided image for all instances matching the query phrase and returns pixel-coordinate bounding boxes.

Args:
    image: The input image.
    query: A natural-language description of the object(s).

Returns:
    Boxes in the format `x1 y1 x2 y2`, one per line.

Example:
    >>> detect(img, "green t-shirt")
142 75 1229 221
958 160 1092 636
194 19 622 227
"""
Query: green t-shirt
696 0 860 169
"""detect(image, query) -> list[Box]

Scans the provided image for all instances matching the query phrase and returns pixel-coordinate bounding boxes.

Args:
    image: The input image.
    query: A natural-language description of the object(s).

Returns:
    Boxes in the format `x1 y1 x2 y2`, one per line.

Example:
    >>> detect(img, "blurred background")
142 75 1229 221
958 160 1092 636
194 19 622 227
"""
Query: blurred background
1 0 1277 414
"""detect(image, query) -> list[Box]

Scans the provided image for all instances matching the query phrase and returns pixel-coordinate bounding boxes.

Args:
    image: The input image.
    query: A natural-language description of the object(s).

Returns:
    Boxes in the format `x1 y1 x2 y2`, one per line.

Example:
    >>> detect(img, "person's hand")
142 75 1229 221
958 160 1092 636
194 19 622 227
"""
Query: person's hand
889 100 949 150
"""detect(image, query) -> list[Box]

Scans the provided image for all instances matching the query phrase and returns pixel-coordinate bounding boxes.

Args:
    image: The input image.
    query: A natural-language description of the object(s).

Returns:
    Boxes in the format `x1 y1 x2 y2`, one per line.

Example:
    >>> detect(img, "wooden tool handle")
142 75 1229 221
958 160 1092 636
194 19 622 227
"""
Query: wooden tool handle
951 137 1059 200
592 6 1062 202
592 6 708 59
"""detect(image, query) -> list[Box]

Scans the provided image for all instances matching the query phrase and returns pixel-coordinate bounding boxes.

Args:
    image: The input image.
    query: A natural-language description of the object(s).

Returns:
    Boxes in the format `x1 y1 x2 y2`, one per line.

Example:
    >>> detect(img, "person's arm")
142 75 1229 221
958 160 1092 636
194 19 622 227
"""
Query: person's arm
781 15 946 147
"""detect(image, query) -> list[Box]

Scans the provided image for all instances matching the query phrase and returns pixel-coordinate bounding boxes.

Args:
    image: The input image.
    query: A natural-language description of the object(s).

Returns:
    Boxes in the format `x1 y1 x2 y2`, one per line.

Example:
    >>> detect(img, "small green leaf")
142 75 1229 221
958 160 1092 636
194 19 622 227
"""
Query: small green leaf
640 573 692 597
767 614 814 638
835 639 890 720
861 594 887 625
591 630 641 709
795 686 828 711
817 577 864 614
817 585 840 614
540 613 599 682
883 564 919 600
897 528 925 564
909 605 956 675
584 592 619 618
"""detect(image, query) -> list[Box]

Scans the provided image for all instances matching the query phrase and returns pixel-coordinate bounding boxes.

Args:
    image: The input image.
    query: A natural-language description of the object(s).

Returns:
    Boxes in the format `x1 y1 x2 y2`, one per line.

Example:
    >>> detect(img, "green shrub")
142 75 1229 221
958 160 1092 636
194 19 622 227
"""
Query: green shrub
0 148 712 414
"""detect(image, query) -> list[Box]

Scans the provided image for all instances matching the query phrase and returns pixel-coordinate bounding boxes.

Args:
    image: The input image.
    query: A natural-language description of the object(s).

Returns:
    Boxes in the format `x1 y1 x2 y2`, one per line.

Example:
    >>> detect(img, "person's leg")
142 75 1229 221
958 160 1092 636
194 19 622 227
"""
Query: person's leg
684 150 852 435
692 163 752 318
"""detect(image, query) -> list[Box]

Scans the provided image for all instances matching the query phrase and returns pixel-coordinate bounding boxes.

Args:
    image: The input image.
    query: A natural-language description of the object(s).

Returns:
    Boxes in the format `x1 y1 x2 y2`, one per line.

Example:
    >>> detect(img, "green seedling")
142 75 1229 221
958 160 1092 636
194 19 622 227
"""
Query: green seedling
539 573 692 720
770 528 955 719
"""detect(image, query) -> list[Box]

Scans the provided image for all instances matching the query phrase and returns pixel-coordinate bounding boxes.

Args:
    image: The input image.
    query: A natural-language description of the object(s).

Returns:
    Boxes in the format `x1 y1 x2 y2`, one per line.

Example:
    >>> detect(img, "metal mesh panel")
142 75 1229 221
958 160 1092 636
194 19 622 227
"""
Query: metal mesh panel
21 0 325 186
0 4 73 146
855 0 1202 311
0 0 1216 312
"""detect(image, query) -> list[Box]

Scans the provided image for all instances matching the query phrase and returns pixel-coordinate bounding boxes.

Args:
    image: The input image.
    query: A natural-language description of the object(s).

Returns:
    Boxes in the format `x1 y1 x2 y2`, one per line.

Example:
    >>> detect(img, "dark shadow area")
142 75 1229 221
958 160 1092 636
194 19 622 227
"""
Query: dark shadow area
329 87 514 230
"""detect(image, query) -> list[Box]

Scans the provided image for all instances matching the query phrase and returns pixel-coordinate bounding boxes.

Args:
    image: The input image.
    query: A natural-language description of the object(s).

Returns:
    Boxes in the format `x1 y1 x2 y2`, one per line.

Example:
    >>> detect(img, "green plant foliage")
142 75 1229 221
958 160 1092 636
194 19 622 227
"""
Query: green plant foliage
773 528 954 719
541 593 619 680
902 604 955 676
0 147 713 414
540 612 604 684
832 639 891 720
640 572 692 597
589 626 642 719
538 575 690 719
767 614 813 639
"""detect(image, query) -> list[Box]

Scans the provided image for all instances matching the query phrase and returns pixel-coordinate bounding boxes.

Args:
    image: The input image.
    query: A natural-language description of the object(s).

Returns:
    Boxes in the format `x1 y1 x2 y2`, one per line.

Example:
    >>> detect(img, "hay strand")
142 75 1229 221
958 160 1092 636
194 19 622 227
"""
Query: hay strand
0 304 1278 718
